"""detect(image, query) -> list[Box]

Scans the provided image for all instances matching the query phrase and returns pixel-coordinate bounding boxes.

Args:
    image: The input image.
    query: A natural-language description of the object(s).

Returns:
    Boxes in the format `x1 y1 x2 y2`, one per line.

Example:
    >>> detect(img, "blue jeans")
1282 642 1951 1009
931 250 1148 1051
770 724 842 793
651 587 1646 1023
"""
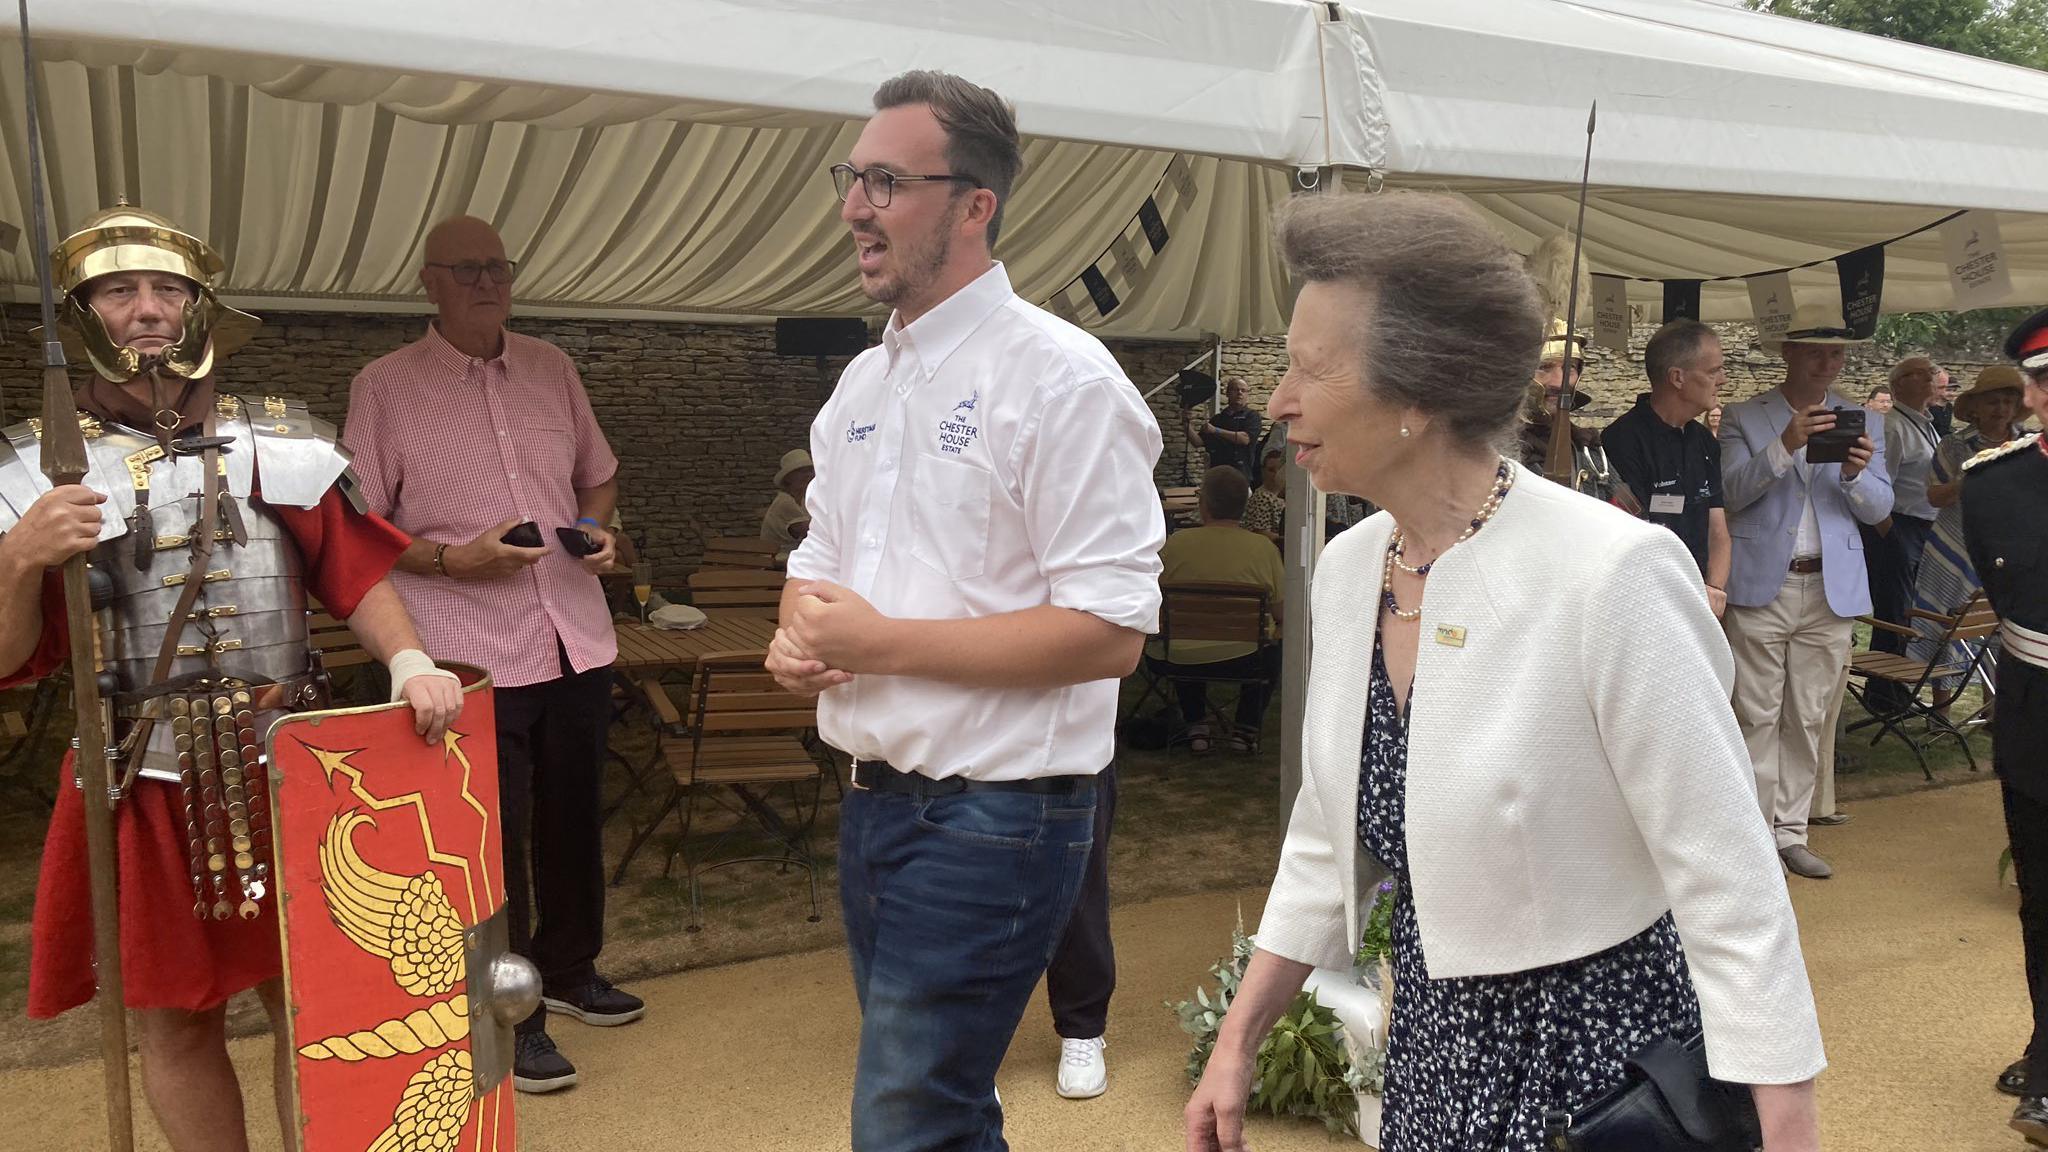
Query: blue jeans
840 776 1099 1152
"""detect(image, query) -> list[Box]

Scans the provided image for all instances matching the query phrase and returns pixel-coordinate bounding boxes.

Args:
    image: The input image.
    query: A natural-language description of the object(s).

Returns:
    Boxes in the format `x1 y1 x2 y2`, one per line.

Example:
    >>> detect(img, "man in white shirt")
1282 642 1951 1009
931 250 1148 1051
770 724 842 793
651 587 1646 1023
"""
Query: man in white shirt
766 71 1165 1151
1719 300 1892 881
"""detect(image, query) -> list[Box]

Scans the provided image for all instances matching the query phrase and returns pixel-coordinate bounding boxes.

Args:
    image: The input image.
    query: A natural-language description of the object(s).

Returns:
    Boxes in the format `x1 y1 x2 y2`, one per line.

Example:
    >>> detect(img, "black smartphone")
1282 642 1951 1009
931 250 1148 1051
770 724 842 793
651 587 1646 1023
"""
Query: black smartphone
1805 407 1866 465
501 521 544 549
555 526 601 557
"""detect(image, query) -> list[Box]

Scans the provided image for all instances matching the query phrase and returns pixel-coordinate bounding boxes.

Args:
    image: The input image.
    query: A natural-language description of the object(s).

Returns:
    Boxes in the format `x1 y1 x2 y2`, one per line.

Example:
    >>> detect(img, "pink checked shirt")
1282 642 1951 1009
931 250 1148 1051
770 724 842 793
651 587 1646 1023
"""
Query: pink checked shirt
343 323 619 688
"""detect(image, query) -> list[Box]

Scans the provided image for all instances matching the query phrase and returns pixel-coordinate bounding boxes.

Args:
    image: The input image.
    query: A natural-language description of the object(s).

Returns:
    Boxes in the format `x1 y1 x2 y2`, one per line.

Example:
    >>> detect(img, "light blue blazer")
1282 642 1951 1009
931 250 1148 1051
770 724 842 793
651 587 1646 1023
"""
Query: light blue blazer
1718 388 1893 616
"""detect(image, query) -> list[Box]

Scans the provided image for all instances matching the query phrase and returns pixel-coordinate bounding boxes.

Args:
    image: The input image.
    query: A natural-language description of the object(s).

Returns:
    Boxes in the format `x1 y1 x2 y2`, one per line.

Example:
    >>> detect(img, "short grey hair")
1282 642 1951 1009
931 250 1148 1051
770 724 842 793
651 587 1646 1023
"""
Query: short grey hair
1644 320 1717 391
1889 355 1936 387
1273 191 1544 450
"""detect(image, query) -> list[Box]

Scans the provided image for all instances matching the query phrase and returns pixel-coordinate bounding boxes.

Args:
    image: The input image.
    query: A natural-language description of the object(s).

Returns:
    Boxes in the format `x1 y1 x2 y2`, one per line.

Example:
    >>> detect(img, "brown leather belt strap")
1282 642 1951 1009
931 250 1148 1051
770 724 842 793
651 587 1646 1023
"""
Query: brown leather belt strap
1789 557 1823 574
118 408 226 792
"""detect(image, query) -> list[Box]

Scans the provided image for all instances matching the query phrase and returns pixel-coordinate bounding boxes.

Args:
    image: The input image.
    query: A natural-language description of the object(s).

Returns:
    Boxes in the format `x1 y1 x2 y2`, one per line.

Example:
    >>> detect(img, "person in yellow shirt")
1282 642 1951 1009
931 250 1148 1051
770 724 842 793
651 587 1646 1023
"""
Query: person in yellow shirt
1147 467 1284 753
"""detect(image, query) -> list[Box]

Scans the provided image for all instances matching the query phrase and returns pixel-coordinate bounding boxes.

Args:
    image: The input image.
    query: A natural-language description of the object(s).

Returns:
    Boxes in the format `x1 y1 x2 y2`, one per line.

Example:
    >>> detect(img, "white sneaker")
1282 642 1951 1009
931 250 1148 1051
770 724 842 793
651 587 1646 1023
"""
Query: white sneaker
1057 1036 1107 1099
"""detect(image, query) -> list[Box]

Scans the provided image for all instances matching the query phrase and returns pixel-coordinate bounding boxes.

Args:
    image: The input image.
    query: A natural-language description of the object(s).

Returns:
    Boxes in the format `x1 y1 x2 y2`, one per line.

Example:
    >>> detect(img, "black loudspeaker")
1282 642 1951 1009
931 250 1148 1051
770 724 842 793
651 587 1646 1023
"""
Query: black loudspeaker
1176 367 1216 410
776 317 870 358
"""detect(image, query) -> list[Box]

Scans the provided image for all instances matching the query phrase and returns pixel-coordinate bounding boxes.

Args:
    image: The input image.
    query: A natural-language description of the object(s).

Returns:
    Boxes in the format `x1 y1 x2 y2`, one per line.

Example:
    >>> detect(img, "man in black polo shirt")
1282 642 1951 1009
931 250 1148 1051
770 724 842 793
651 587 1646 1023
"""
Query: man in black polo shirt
1604 319 1732 617
1186 376 1261 483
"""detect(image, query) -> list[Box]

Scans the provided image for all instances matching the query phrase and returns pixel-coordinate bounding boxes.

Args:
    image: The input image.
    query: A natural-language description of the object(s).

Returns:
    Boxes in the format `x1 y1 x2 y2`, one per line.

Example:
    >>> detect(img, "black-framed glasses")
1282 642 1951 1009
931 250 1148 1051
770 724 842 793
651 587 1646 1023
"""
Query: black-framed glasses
426 259 519 286
829 163 982 208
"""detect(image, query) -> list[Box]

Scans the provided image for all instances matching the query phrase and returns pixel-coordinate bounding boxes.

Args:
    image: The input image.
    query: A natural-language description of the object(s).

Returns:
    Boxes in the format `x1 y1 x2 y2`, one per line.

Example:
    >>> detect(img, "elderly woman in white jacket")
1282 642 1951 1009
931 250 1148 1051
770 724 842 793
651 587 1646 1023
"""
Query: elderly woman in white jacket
1184 192 1823 1152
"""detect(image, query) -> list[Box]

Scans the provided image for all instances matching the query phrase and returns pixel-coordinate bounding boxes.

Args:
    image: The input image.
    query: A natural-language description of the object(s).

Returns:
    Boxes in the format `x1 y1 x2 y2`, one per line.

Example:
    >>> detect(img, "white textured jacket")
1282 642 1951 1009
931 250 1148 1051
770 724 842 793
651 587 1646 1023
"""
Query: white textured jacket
1255 465 1826 1085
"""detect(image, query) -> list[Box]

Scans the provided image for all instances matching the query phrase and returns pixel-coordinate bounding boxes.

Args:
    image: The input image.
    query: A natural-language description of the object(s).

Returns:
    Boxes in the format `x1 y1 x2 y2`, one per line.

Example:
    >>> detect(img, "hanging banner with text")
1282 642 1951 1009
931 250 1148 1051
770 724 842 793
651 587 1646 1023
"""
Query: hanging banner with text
1836 245 1885 339
1746 272 1795 349
1590 275 1630 352
1941 210 2012 311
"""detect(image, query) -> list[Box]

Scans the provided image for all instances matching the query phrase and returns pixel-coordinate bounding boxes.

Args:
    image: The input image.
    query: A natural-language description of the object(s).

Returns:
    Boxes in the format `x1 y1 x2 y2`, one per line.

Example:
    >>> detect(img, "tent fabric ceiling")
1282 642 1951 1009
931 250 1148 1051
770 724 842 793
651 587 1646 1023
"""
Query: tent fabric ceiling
1 0 2044 339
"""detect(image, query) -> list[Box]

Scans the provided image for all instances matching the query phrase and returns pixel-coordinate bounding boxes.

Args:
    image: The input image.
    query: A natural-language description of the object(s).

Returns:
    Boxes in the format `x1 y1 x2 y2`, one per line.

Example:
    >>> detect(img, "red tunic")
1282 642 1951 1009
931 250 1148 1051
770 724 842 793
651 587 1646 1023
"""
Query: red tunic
21 489 409 1018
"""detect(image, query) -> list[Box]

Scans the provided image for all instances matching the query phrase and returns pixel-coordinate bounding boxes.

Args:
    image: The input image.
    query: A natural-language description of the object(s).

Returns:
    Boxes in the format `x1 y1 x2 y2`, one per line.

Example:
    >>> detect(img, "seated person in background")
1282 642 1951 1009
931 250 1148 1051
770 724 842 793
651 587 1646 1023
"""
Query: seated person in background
1146 467 1284 754
761 449 813 560
1241 448 1286 547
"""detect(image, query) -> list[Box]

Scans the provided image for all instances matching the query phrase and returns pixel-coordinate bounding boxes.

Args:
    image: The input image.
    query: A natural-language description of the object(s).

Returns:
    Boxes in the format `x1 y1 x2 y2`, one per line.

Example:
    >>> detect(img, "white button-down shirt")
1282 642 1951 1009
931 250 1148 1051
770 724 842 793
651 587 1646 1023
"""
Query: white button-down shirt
786 263 1165 781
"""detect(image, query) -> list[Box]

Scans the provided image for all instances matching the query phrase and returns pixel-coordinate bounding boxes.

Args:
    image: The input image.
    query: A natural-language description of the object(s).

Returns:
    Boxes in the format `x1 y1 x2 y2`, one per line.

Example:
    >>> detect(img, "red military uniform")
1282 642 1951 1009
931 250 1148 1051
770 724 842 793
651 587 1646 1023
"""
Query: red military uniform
17 489 407 1017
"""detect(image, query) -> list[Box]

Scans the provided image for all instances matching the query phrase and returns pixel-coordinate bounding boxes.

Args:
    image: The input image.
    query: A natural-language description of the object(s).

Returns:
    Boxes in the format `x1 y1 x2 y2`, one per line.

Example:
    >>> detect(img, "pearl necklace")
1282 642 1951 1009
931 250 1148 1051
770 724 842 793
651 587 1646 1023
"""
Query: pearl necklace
1382 459 1516 621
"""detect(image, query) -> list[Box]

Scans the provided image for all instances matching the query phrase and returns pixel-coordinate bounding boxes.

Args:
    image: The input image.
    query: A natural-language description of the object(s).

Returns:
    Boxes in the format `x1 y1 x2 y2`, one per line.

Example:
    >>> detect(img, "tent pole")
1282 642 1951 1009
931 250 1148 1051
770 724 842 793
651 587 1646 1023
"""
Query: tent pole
1278 165 1340 827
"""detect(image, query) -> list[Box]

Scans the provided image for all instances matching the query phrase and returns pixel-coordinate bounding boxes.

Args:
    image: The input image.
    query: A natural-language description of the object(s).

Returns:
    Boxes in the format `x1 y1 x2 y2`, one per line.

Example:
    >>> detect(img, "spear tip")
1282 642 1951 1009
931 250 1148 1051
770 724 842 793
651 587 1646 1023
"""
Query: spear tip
1587 101 1598 134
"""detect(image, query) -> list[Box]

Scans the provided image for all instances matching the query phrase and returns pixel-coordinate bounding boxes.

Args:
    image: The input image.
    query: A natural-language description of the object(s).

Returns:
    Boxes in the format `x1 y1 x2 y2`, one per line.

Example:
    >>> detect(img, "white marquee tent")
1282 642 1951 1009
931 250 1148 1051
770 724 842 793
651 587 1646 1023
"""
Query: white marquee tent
5 0 2047 341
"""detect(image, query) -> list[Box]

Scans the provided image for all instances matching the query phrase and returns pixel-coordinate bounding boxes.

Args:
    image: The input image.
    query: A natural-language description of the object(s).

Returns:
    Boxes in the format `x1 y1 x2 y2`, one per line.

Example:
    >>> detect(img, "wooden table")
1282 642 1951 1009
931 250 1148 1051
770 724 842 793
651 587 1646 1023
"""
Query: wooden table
613 614 778 675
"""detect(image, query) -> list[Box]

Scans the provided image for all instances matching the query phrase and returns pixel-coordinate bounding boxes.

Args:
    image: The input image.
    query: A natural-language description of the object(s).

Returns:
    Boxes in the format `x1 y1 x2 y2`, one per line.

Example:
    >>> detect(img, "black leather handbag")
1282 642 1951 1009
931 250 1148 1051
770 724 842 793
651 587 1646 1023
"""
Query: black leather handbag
1542 1033 1763 1152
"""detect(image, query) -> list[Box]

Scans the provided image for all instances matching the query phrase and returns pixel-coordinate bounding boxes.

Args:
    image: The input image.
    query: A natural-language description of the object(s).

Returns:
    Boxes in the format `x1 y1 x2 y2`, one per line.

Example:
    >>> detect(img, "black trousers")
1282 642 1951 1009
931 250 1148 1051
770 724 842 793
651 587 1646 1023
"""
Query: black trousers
1861 514 1933 710
2006 780 2048 1091
1046 764 1117 1039
496 645 613 1033
2002 657 2048 1089
1151 649 1281 730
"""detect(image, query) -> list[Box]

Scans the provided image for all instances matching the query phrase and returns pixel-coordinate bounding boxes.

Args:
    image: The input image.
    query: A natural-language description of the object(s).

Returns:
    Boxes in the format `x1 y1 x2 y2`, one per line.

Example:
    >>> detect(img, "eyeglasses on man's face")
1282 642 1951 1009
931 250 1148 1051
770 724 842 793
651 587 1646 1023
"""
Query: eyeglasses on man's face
426 259 519 287
829 163 982 208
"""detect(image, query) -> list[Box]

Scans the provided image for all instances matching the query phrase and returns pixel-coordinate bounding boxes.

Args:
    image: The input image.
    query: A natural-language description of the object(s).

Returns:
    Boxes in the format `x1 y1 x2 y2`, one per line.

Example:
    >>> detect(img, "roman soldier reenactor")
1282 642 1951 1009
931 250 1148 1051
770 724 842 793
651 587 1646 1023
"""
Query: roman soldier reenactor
0 202 463 1150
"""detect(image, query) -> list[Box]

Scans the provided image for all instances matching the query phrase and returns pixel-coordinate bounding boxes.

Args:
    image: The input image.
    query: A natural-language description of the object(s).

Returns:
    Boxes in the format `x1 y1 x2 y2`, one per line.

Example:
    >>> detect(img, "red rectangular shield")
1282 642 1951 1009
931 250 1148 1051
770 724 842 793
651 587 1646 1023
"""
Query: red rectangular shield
265 669 517 1152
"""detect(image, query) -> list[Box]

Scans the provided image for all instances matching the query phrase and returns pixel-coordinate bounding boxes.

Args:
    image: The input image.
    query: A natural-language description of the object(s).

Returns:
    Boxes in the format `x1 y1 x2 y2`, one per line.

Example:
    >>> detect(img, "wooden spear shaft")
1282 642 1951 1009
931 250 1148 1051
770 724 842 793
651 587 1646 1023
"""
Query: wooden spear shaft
17 3 135 1148
1544 102 1598 488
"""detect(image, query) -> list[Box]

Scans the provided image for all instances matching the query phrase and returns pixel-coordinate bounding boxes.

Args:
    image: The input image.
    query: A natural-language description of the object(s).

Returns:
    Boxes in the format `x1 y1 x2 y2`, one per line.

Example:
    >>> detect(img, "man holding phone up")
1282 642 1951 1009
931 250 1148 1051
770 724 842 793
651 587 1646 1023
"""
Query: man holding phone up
344 214 643 1094
1719 300 1892 881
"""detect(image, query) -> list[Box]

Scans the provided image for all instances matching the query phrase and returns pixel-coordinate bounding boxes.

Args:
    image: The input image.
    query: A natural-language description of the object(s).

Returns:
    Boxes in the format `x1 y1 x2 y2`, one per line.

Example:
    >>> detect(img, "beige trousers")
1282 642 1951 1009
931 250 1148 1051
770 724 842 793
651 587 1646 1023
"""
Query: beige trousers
1815 654 1851 818
1725 571 1855 850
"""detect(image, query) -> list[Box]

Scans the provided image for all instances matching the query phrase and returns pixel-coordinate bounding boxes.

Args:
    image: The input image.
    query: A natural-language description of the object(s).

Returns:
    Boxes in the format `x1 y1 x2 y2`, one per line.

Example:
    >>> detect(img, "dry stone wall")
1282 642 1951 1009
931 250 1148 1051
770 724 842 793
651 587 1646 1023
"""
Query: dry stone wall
2 306 2004 574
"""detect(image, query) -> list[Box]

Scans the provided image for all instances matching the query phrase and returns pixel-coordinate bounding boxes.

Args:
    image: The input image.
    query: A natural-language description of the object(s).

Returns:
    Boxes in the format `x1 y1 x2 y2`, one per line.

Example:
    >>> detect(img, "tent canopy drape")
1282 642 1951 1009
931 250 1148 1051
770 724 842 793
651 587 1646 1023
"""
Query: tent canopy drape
3 0 2044 337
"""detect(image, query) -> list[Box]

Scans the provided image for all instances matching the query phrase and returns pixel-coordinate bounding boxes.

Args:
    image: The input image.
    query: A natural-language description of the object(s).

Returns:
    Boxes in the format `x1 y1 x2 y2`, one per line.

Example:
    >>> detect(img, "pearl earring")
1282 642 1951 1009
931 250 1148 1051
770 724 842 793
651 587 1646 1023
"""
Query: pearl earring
1399 426 1411 438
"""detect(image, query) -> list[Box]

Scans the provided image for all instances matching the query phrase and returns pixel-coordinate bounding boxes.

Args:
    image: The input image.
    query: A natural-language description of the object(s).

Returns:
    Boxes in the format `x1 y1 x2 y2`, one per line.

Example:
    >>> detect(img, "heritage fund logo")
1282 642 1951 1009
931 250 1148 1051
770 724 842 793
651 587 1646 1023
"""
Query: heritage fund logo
847 419 877 444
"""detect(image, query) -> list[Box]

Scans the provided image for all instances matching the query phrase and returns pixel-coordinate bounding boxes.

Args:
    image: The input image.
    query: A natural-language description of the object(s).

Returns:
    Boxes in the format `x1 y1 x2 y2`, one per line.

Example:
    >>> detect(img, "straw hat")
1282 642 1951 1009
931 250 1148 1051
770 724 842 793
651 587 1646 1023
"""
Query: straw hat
1954 365 2024 427
774 449 814 487
1764 299 1868 354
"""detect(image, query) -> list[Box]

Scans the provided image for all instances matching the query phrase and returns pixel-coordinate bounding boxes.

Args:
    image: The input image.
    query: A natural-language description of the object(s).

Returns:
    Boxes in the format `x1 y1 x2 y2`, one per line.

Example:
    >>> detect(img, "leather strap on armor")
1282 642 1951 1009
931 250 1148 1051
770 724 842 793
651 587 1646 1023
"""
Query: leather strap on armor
118 399 227 792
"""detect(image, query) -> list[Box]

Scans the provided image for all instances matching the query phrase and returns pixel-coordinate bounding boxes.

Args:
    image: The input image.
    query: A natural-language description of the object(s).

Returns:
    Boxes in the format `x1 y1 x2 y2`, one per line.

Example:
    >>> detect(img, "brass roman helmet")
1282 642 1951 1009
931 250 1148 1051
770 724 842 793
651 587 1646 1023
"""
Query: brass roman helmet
46 199 260 383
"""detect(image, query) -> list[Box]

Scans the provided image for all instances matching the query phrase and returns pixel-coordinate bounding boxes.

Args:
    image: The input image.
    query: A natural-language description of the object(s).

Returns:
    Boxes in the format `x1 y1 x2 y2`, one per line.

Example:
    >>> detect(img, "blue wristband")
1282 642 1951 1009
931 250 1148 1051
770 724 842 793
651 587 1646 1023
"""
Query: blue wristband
577 516 603 529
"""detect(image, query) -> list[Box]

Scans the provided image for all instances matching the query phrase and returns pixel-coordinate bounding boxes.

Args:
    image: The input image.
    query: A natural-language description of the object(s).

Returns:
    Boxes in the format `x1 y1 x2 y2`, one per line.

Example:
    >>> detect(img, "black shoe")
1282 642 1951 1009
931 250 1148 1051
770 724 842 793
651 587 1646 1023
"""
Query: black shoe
2003 1059 2033 1098
513 1031 578 1094
543 976 646 1026
2015 1098 2048 1147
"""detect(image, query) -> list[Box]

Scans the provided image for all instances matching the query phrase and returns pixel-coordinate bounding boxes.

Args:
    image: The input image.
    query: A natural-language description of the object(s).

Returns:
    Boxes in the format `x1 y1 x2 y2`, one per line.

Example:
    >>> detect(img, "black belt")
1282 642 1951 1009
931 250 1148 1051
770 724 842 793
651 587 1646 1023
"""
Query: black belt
850 760 1089 797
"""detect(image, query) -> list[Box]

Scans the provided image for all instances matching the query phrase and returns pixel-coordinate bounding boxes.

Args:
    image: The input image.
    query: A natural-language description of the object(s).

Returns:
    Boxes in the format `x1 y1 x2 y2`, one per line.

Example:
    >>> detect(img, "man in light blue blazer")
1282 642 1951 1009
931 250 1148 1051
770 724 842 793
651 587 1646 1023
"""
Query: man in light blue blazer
1720 301 1892 881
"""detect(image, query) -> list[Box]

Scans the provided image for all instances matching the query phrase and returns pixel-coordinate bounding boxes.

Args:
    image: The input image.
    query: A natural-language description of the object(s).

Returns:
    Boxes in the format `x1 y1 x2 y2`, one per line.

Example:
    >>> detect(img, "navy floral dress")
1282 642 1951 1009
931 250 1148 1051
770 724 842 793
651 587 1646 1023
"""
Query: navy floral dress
1358 638 1703 1152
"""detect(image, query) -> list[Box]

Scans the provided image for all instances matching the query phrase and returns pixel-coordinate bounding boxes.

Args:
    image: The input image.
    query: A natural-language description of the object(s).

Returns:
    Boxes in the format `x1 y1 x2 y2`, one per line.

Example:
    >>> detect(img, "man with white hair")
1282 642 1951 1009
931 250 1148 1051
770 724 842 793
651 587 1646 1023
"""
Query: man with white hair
1860 355 1943 712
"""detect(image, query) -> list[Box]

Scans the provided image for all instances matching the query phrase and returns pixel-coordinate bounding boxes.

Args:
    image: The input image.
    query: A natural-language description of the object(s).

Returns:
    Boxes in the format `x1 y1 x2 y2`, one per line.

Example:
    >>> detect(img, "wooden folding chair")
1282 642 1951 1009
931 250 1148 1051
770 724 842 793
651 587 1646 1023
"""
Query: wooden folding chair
0 677 60 808
701 536 783 571
1126 582 1276 752
608 653 831 929
1847 590 1999 779
687 568 786 613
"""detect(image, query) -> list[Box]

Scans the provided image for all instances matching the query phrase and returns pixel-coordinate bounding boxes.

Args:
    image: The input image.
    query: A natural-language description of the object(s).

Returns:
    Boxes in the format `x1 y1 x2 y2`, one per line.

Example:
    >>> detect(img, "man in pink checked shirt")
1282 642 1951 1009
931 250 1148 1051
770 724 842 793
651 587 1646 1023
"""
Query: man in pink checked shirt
342 214 644 1096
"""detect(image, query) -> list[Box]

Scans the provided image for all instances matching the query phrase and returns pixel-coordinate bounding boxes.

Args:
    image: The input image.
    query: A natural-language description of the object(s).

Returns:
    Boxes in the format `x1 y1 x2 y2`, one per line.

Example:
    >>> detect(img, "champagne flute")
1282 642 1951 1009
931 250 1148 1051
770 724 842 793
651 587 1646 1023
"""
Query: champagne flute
633 560 654 626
